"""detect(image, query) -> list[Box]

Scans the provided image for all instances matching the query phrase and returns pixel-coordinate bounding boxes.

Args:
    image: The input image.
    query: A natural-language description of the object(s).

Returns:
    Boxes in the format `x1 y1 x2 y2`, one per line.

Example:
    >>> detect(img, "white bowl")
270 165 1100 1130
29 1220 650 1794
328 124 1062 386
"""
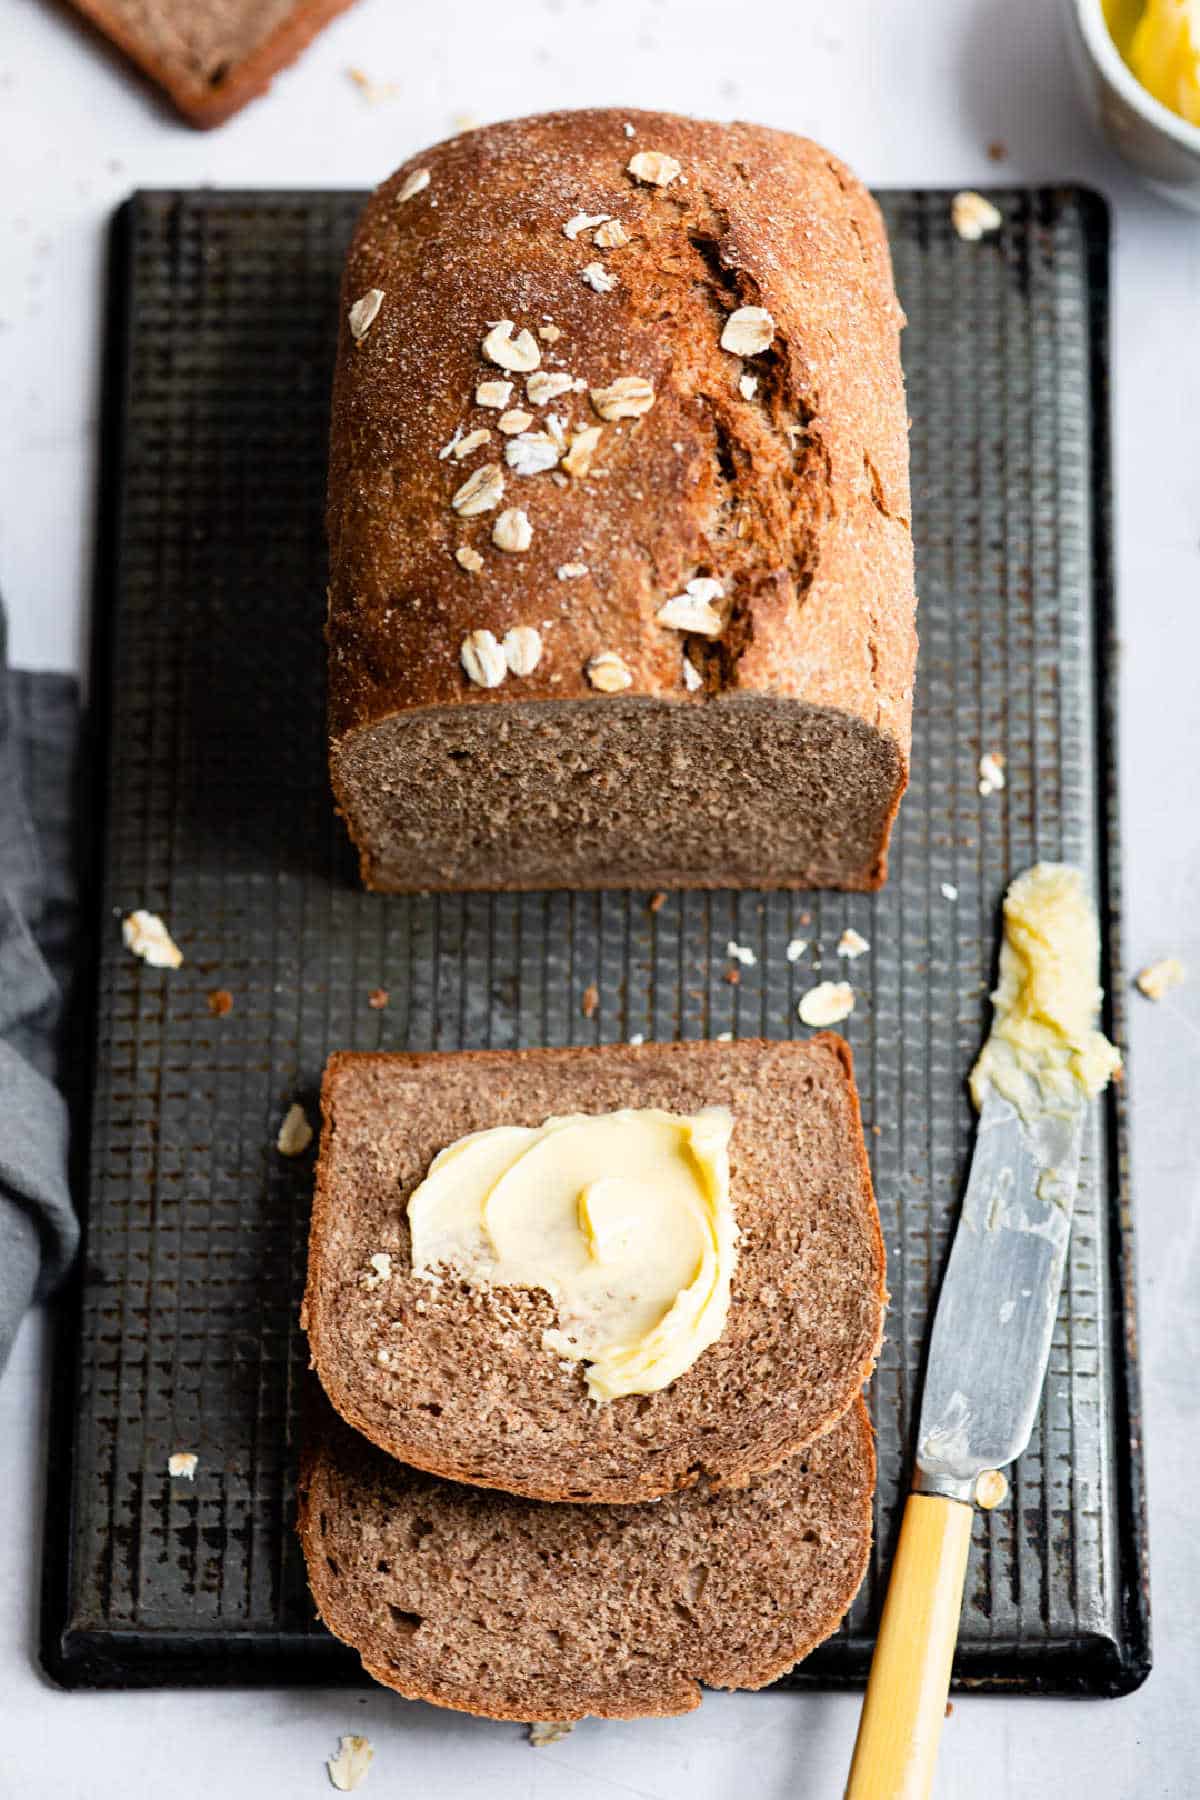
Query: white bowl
1066 0 1200 209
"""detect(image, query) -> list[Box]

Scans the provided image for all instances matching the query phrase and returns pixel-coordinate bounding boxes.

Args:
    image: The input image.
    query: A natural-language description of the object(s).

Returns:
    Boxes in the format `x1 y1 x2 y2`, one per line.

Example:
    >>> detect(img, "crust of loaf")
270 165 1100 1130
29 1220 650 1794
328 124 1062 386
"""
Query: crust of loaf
326 108 917 892
303 1037 886 1504
298 1392 876 1721
61 0 357 127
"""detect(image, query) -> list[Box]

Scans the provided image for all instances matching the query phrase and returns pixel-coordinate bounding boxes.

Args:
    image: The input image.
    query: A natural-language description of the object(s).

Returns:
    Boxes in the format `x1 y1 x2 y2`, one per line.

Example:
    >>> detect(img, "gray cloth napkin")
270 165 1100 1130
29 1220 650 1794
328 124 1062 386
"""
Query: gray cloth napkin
0 606 81 1373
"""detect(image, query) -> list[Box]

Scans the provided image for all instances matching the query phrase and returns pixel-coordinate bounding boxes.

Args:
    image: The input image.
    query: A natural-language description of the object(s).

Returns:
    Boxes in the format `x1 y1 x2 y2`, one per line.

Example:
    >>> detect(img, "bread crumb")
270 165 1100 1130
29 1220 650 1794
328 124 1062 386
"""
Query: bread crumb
837 928 870 960
724 967 740 985
726 939 756 967
951 191 1003 241
367 988 389 1009
1136 957 1185 1001
529 1721 574 1747
347 67 400 104
786 938 808 961
974 1468 1008 1510
798 981 854 1027
122 909 183 968
648 891 667 913
167 1451 197 1479
987 140 1008 162
327 1734 373 1791
628 1032 645 1046
941 882 959 901
945 1701 955 1719
798 911 812 926
978 751 1006 796
716 1030 733 1042
206 988 233 1016
581 983 599 1019
277 1102 313 1157
396 167 430 199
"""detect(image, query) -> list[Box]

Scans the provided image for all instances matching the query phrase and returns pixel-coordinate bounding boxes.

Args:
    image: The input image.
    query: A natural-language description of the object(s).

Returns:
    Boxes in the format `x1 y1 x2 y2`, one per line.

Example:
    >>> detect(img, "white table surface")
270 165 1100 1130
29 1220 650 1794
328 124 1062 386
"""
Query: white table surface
2 0 1198 1793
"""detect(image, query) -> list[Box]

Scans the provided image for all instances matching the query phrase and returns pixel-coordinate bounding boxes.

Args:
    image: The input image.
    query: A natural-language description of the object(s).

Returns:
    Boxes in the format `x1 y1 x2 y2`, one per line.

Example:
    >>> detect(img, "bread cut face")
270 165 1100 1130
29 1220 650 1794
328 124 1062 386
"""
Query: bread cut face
303 1038 886 1504
326 109 917 893
298 1393 876 1721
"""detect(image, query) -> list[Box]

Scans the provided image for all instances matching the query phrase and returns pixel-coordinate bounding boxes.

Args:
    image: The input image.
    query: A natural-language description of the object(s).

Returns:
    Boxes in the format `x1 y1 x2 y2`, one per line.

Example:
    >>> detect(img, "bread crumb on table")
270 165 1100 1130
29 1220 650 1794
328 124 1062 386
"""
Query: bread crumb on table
581 983 599 1019
206 988 233 1016
978 750 1006 796
528 1721 575 1747
951 190 1003 241
167 1452 198 1480
327 1735 373 1791
122 909 183 969
277 1102 314 1157
648 891 667 913
837 928 870 960
367 988 389 1009
798 981 855 1027
1136 957 1185 1002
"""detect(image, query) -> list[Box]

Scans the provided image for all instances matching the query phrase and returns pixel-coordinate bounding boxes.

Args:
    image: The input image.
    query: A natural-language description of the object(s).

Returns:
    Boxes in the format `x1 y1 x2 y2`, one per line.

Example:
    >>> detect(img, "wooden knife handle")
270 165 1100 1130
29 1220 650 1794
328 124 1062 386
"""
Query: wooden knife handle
845 1492 974 1800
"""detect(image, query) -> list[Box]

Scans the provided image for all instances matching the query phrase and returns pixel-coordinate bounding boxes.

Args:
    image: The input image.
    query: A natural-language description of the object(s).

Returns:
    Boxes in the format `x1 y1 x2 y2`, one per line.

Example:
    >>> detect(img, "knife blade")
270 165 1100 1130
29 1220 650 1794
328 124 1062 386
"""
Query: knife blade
914 1085 1086 1496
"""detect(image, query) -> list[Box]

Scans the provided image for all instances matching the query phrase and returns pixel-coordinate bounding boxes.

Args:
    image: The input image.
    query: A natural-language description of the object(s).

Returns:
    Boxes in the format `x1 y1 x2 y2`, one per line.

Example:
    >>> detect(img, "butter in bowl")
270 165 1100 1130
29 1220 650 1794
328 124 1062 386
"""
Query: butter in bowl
1067 0 1200 206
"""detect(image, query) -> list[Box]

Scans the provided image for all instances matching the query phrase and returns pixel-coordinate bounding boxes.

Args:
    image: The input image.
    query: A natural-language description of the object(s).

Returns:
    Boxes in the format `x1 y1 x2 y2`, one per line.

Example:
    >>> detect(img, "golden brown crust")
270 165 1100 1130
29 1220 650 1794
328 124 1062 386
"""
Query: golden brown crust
327 108 915 756
60 0 358 128
303 1036 887 1503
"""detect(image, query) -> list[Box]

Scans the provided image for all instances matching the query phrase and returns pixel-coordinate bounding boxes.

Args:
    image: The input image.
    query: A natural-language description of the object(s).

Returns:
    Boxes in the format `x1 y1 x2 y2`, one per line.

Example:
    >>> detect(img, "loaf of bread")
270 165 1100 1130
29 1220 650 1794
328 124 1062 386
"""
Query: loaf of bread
303 1038 886 1503
63 0 357 127
326 108 916 892
299 1392 875 1720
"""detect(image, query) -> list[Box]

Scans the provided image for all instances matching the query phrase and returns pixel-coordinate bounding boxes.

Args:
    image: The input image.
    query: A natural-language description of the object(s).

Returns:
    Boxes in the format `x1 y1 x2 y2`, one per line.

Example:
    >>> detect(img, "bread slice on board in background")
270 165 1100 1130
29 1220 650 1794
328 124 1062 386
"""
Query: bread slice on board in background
299 1393 876 1721
60 0 359 127
303 1037 886 1504
326 108 917 893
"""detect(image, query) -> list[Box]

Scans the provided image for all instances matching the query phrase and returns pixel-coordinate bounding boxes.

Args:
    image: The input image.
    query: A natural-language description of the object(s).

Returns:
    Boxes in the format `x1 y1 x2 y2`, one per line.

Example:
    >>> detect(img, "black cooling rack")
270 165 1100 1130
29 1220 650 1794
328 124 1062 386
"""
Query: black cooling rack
44 186 1149 1694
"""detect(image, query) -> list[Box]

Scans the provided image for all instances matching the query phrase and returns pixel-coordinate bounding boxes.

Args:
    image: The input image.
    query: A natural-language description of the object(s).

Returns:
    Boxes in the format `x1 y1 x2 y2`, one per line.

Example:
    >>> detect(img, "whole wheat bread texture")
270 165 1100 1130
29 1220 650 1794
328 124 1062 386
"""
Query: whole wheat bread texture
303 1038 886 1504
61 0 358 127
299 1393 875 1720
326 108 917 892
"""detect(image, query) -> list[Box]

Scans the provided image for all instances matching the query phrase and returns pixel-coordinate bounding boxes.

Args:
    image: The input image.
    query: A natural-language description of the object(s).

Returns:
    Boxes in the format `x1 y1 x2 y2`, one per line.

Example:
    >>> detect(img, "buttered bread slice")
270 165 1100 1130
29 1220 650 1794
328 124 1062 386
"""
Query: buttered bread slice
299 1393 876 1720
303 1038 885 1504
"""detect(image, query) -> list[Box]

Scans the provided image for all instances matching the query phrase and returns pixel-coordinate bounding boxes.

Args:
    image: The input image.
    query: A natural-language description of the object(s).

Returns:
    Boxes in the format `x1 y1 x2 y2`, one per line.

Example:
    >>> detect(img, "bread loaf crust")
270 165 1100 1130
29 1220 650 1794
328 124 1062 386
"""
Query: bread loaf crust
303 1036 887 1504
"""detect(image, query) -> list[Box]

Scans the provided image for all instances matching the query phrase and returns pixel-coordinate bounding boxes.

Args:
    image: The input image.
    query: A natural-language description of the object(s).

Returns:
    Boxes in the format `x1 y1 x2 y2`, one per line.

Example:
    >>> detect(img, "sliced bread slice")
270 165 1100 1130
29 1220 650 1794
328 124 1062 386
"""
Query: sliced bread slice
299 1393 875 1721
303 1037 886 1503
